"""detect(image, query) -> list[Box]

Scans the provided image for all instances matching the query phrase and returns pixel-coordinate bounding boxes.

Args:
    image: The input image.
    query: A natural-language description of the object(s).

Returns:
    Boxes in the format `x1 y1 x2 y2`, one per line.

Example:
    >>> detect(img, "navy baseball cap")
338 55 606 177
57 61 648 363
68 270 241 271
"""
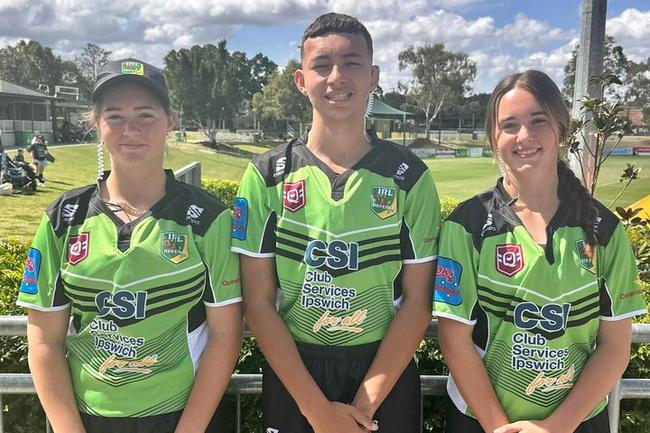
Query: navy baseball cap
92 58 170 108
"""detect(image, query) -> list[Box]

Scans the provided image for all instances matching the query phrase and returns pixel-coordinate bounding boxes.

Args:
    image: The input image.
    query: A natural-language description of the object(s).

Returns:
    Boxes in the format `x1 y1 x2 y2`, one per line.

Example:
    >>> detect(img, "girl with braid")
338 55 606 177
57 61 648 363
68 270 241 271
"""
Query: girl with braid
434 70 646 433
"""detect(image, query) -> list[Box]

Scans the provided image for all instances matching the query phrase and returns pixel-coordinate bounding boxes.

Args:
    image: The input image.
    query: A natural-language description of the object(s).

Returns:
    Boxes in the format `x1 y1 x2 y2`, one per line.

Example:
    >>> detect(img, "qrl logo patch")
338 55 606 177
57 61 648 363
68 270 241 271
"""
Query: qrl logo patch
121 61 144 75
496 244 524 277
371 186 397 219
68 233 90 265
283 180 306 212
161 233 189 264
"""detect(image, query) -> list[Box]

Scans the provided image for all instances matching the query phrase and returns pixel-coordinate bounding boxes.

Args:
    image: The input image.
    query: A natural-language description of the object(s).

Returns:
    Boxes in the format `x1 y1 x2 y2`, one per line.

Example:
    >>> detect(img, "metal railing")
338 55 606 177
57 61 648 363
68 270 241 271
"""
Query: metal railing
1 317 649 433
174 161 202 188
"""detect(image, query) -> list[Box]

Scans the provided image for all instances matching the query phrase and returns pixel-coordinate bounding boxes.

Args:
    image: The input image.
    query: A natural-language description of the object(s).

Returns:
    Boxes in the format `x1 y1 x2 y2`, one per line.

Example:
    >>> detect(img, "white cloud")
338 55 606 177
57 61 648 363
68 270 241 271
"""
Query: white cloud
0 0 645 101
607 8 650 62
496 13 570 49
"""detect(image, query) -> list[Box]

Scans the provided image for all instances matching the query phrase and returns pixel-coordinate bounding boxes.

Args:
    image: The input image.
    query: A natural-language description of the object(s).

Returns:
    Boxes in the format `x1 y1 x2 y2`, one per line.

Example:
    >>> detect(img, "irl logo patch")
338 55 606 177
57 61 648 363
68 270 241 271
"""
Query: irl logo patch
161 232 189 264
370 186 397 219
434 257 463 306
232 197 248 240
575 239 596 273
20 248 42 294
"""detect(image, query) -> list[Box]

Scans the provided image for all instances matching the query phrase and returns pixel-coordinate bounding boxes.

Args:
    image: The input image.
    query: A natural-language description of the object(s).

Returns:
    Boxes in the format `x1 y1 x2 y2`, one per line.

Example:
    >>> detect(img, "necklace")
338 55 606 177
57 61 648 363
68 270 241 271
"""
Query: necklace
104 201 149 217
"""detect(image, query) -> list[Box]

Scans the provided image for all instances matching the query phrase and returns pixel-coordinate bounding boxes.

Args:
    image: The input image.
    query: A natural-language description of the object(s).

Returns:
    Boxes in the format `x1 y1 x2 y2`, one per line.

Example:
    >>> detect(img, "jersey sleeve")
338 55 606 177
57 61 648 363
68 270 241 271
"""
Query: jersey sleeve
16 214 69 311
401 169 440 263
598 223 647 320
196 209 242 307
231 162 276 257
433 219 479 325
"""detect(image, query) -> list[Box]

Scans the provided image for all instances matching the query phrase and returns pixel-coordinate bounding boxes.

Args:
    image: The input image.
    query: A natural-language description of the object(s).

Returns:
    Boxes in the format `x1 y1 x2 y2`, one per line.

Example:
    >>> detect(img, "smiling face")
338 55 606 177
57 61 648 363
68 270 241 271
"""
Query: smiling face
294 32 378 125
97 82 175 168
494 87 560 179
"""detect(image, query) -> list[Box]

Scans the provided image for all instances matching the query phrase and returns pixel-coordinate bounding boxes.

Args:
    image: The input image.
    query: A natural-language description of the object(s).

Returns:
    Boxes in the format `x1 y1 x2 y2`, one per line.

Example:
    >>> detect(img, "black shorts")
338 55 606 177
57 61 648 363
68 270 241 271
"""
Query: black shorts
79 401 229 433
263 341 421 433
443 400 610 433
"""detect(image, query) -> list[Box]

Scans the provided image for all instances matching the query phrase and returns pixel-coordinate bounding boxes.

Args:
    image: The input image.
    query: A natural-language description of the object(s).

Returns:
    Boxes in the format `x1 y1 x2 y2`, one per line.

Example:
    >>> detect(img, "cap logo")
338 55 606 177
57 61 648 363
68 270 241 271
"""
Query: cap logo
121 61 144 76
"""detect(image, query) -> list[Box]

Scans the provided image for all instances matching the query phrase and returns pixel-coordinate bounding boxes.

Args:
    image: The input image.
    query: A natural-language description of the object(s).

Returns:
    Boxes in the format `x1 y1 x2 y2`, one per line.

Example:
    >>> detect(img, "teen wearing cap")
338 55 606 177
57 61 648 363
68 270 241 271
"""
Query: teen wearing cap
434 70 647 433
232 13 440 433
17 58 242 433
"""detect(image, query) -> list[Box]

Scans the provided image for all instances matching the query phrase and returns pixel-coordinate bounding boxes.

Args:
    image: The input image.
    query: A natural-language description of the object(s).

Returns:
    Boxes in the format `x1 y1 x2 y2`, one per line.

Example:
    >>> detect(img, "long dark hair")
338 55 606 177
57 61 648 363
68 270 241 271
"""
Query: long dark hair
485 70 598 253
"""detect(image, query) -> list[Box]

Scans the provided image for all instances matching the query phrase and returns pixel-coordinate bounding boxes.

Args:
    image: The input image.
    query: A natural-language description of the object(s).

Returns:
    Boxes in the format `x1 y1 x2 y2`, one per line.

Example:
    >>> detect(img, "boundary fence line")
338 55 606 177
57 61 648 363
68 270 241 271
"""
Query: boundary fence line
1 318 649 433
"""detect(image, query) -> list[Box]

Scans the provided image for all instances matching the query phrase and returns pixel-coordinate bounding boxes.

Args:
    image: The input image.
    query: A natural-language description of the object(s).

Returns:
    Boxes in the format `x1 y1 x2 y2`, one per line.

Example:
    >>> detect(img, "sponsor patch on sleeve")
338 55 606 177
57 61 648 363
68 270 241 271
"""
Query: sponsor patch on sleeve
434 257 463 306
232 197 248 240
19 248 42 295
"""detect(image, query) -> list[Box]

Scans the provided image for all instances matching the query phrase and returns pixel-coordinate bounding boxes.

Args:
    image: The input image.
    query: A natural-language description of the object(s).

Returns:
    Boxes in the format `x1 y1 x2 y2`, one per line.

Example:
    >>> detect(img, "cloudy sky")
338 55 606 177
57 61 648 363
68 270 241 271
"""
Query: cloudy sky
0 0 648 94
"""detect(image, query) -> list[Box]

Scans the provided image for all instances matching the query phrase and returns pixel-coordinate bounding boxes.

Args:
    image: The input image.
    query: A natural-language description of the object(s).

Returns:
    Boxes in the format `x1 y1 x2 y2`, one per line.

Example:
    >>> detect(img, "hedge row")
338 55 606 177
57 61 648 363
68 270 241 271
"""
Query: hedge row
0 178 647 432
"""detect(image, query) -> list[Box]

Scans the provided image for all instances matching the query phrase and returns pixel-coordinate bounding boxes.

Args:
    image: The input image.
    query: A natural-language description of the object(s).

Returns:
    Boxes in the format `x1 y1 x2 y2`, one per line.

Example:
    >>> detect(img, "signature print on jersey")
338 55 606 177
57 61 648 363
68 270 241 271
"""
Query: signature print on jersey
89 319 159 374
283 180 306 212
496 244 524 276
68 232 90 265
371 186 397 219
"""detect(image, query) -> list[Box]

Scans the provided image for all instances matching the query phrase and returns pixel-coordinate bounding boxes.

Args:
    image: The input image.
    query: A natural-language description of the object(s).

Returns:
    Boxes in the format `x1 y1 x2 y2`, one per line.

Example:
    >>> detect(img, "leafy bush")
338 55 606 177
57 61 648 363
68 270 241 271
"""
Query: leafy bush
0 239 45 433
202 179 239 206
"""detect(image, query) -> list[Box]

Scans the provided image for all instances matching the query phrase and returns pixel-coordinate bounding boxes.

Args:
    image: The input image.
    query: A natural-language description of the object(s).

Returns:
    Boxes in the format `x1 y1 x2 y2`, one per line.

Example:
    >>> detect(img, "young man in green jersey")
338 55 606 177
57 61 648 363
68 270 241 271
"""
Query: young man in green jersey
232 12 440 433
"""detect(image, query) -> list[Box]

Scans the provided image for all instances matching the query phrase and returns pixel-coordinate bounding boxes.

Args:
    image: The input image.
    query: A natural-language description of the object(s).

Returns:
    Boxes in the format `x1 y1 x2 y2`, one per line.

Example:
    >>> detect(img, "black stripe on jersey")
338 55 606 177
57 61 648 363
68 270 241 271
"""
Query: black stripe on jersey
400 219 416 260
471 302 489 351
261 211 278 254
276 225 310 241
276 236 307 251
91 288 204 328
599 279 614 317
360 243 401 257
146 279 206 305
52 272 70 307
479 303 600 341
357 233 401 245
63 271 205 299
478 283 599 308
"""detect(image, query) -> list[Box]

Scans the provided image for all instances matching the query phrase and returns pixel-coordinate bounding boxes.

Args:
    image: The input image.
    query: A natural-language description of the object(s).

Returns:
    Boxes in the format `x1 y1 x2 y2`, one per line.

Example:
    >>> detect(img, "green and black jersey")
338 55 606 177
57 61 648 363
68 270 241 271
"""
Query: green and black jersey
433 179 646 422
17 170 241 417
232 132 440 346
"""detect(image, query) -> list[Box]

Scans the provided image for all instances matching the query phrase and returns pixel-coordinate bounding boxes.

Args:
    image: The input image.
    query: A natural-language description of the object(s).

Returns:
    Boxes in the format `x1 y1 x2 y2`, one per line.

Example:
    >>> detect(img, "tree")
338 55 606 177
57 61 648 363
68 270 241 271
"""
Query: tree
75 44 112 82
232 52 277 101
398 43 476 139
626 57 650 127
251 59 311 133
0 40 82 94
563 35 629 101
381 90 407 111
164 41 242 138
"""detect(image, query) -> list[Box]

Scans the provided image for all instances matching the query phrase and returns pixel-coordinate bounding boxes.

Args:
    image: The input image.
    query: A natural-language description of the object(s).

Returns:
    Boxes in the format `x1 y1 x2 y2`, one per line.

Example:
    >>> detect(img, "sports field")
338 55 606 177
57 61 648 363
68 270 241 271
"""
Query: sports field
1 141 648 244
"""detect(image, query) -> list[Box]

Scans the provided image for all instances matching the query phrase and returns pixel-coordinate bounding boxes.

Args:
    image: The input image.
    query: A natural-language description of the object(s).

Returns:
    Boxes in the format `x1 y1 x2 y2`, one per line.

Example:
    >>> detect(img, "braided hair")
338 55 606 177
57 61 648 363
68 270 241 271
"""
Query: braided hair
485 70 598 255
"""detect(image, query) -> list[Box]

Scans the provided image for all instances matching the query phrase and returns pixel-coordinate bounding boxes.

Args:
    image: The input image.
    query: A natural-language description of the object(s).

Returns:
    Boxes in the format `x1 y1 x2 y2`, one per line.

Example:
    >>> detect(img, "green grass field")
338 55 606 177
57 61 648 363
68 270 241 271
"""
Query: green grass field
2 142 648 244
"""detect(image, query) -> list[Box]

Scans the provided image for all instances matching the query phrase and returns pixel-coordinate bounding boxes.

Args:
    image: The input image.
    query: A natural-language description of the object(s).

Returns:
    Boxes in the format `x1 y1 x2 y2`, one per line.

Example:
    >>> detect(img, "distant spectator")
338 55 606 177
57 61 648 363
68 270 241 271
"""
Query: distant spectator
14 149 26 163
26 134 49 183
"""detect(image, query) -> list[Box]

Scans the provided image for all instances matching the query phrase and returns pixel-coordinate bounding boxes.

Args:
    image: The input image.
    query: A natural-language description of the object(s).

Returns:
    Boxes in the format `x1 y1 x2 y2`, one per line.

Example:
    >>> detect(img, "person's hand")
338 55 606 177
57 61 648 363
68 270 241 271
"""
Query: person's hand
307 401 378 433
494 419 569 433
